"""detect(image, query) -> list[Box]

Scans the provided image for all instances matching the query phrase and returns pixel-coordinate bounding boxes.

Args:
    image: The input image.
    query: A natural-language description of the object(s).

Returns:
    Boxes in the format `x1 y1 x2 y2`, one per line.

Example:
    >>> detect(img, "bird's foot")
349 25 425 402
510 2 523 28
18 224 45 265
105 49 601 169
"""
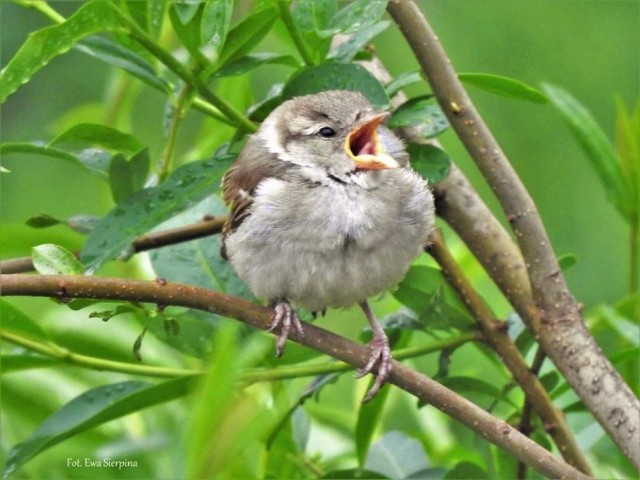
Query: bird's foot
268 298 305 357
354 331 392 403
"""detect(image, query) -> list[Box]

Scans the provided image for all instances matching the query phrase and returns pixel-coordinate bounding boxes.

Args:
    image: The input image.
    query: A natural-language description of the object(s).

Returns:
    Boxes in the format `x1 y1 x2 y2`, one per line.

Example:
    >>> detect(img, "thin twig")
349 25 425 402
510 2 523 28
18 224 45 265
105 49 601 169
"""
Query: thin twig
157 82 194 183
0 273 590 480
517 346 548 479
0 217 226 274
276 0 315 66
387 0 640 467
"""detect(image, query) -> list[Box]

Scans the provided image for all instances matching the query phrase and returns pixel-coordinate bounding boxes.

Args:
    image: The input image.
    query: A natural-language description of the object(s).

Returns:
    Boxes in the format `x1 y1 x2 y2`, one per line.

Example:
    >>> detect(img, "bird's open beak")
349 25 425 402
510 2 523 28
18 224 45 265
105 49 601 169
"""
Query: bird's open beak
345 113 400 170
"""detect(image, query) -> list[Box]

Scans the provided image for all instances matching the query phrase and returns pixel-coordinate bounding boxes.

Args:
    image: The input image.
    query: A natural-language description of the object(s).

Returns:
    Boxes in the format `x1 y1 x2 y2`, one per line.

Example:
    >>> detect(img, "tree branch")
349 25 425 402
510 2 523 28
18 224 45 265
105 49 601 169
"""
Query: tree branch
429 230 590 473
387 0 640 467
0 216 226 275
351 39 586 471
0 273 589 480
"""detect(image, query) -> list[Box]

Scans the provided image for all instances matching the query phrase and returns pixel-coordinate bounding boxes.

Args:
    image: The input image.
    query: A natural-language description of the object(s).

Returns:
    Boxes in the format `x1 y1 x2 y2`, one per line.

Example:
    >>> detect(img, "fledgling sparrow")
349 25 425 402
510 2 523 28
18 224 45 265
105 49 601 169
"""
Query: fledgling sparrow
221 90 435 401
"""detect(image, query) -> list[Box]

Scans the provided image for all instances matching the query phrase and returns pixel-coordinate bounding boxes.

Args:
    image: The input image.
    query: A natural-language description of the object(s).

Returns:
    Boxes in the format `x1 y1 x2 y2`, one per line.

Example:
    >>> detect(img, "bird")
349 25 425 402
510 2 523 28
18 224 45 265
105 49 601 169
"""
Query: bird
221 90 435 401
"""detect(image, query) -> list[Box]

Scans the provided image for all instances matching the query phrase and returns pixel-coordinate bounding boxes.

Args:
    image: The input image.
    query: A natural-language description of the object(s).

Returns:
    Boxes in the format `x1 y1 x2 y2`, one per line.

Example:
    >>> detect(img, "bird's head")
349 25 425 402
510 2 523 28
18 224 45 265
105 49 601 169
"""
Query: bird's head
257 90 407 179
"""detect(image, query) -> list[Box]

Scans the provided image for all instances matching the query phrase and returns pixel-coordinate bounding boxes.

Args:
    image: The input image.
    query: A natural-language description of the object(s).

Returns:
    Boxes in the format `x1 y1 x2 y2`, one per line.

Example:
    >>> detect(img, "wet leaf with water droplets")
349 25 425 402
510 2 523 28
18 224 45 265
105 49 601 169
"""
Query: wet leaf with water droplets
0 0 128 103
2 378 193 478
32 244 84 275
388 97 450 138
81 154 235 272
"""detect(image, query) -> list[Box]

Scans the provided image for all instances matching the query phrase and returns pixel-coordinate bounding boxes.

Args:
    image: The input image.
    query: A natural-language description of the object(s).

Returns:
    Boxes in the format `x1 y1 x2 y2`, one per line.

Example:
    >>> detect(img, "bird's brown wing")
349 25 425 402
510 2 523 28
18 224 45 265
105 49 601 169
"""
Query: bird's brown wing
221 139 289 259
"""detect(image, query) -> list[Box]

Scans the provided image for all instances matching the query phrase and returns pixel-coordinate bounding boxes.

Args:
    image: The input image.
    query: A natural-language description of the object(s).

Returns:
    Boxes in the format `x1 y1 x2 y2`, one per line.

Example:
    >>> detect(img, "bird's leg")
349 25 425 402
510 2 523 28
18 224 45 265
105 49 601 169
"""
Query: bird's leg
355 300 392 402
268 298 305 357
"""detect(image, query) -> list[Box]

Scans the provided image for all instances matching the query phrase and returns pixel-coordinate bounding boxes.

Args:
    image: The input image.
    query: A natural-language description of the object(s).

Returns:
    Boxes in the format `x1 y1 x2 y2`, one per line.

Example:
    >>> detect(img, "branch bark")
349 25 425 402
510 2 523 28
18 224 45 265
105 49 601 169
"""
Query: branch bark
352 39 587 472
0 273 590 480
387 0 640 468
429 230 590 474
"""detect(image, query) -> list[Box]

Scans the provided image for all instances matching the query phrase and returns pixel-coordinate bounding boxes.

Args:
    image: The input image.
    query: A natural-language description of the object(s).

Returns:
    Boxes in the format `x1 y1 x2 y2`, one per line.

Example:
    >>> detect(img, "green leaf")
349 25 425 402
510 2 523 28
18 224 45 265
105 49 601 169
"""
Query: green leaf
248 83 284 122
441 377 510 406
422 288 475 332
187 324 264 480
147 310 218 359
355 382 391 467
610 346 640 365
0 142 107 176
200 0 234 56
26 214 63 229
3 378 193 478
149 196 252 298
385 71 424 98
327 21 389 63
88 304 139 322
173 1 201 24
614 98 640 224
283 63 390 109
388 97 450 138
0 0 128 103
169 1 205 59
214 53 300 77
123 0 166 39
50 123 144 156
80 154 234 272
28 214 99 234
364 431 429 480
444 461 490 479
558 252 578 271
459 73 548 104
108 148 151 203
75 36 170 93
327 0 388 36
290 0 337 64
540 371 560 392
32 244 84 275
0 299 51 343
393 265 444 312
107 154 129 202
543 83 633 221
217 6 278 68
378 308 423 332
406 143 452 184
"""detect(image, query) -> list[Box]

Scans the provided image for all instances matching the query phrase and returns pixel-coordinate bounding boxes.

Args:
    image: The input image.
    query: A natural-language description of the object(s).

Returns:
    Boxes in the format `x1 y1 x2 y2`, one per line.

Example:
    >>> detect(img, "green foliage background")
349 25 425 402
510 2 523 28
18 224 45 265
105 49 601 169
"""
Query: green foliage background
1 1 638 479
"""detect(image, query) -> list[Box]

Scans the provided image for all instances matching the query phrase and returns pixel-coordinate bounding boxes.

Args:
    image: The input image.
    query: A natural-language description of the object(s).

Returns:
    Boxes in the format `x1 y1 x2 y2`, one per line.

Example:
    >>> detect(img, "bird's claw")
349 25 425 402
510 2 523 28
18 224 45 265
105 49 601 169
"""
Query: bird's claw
269 300 304 357
355 333 392 403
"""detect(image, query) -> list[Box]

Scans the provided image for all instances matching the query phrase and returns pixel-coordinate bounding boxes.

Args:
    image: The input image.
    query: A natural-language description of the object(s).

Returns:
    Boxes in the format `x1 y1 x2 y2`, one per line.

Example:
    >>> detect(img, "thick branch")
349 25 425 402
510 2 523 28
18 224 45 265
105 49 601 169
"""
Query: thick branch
429 230 590 473
0 273 588 480
353 40 585 470
387 0 640 467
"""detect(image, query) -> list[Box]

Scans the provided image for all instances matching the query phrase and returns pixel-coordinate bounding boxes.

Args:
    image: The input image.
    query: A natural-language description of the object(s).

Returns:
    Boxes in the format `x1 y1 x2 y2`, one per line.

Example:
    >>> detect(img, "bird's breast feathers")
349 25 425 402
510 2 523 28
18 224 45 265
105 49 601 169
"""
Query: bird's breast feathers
223 169 434 309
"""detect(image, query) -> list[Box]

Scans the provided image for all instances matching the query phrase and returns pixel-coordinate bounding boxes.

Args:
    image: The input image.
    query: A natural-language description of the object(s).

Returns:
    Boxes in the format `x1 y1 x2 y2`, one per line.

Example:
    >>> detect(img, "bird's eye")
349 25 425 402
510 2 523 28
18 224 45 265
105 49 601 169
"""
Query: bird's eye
318 126 336 138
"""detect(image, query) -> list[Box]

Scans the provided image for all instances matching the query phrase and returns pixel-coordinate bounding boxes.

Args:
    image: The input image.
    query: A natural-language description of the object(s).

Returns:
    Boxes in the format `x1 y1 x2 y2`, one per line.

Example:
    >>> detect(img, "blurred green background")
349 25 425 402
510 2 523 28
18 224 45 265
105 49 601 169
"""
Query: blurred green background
2 0 638 307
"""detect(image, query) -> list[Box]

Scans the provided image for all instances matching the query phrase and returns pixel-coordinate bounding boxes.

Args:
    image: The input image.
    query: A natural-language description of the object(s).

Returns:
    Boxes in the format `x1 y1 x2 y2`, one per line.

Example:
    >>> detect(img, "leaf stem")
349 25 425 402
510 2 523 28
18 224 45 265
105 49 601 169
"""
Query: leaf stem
276 0 316 66
1 330 199 378
241 331 478 384
127 24 256 133
157 82 193 183
3 321 475 385
17 0 65 23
